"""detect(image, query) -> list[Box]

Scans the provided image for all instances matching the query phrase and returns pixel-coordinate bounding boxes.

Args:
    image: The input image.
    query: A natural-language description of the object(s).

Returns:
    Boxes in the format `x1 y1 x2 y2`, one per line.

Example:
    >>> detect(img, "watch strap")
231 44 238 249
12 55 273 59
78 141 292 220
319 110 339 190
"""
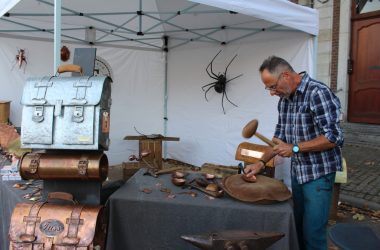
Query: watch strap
258 159 266 166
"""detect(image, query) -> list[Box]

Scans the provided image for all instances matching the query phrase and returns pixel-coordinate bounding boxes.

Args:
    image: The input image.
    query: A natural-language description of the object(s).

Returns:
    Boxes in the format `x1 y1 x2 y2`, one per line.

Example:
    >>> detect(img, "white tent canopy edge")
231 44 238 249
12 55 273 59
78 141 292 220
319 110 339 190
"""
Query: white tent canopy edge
190 0 319 36
0 0 20 18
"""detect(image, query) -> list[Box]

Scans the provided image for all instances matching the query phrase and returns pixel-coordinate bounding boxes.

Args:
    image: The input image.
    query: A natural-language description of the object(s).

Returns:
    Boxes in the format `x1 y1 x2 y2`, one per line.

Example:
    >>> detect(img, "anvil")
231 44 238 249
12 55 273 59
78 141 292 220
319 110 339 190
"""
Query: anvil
181 230 284 250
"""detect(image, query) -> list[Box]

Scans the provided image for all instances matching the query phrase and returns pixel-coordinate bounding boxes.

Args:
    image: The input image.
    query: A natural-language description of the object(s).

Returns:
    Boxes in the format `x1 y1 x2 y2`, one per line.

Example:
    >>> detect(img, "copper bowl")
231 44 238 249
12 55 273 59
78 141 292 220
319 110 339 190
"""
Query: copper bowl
172 178 186 186
203 173 215 180
172 171 186 179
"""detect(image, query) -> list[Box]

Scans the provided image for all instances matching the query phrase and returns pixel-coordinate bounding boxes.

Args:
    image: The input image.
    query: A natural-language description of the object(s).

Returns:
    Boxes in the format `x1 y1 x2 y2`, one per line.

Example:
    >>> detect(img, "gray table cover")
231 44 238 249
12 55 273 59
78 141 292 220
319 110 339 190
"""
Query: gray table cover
0 179 24 250
107 170 299 250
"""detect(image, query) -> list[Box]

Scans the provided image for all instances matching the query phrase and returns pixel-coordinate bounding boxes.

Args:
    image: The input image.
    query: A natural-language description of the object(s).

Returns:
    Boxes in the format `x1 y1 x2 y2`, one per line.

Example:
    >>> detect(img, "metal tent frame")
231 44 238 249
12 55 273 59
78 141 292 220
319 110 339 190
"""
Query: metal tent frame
1 0 304 52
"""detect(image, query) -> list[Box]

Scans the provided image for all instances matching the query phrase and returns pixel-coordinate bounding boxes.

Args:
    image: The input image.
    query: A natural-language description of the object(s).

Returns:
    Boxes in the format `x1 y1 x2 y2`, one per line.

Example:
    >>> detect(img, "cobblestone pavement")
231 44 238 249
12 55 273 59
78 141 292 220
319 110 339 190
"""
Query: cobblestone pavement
341 144 380 210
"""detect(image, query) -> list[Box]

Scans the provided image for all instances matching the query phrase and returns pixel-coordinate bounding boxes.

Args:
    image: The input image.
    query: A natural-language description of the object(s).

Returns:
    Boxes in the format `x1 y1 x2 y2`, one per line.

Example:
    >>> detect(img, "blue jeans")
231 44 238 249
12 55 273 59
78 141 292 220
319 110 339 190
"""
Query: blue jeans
291 173 335 250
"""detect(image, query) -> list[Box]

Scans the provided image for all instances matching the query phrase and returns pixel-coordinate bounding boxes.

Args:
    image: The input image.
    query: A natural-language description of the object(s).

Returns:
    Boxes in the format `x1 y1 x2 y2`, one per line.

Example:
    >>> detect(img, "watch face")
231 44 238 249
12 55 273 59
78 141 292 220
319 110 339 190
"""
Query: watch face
293 145 300 153
94 56 113 79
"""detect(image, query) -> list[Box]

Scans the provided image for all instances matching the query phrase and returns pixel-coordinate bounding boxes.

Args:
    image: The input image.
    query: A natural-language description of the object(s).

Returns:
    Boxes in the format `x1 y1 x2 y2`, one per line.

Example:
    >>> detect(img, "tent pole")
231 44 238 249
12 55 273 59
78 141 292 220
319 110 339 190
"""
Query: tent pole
54 0 61 73
163 36 169 159
312 35 318 78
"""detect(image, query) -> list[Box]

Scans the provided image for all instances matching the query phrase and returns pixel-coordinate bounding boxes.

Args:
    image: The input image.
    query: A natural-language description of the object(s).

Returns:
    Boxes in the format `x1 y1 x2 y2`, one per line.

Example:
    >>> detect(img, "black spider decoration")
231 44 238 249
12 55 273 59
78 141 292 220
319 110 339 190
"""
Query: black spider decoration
201 50 243 114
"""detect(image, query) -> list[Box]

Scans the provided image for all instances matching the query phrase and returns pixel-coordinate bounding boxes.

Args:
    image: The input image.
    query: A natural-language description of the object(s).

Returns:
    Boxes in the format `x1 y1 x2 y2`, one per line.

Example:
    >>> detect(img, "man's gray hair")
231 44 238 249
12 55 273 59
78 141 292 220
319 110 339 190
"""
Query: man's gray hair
259 56 294 76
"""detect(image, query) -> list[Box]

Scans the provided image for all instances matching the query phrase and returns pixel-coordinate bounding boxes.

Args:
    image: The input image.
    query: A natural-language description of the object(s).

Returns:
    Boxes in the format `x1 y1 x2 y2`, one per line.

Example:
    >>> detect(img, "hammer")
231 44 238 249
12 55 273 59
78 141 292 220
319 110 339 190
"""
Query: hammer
242 119 276 147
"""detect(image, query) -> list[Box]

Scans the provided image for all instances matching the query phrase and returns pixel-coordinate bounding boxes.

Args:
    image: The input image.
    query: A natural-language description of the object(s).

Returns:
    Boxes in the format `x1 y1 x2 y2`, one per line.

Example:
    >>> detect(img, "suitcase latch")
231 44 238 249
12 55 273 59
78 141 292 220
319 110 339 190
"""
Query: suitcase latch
32 106 44 122
72 106 84 123
54 100 63 117
78 159 88 176
29 155 40 174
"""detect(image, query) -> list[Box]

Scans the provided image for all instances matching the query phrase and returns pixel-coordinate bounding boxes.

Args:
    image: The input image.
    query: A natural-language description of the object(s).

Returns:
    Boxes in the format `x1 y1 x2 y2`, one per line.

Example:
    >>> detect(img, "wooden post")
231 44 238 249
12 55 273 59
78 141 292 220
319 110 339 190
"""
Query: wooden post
124 135 180 170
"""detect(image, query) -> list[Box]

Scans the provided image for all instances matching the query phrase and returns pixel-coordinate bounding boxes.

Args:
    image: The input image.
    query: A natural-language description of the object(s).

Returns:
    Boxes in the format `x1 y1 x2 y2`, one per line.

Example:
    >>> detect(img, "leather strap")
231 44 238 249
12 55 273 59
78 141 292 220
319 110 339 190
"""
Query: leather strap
28 153 41 176
77 156 89 176
19 202 45 243
62 205 84 246
44 237 54 250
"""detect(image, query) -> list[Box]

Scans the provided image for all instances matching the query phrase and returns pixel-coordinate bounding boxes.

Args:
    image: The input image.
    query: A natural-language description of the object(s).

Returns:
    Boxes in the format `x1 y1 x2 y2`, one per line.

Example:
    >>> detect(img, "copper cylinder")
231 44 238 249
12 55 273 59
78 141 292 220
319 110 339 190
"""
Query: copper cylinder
0 101 11 124
19 151 108 181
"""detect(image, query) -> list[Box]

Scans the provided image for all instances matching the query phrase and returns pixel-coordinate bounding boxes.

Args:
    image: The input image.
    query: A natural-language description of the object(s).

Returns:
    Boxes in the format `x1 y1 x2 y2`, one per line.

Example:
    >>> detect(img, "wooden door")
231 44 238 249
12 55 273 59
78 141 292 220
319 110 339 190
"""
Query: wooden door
348 17 380 124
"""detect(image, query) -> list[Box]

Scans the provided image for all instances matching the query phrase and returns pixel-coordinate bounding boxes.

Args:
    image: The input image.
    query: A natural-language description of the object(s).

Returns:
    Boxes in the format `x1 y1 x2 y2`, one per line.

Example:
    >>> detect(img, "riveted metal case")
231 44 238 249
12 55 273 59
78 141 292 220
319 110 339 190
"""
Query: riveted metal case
20 75 112 150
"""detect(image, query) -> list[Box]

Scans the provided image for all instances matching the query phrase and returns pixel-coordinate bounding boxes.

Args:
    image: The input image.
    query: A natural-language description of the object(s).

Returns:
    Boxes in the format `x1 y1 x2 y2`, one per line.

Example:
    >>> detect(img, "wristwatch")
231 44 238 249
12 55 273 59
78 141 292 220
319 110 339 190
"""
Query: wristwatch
292 144 300 154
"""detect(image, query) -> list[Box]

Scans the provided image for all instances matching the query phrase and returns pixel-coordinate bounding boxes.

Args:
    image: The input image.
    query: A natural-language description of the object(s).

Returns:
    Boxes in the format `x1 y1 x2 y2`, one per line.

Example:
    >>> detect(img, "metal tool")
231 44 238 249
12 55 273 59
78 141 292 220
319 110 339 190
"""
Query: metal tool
181 230 285 250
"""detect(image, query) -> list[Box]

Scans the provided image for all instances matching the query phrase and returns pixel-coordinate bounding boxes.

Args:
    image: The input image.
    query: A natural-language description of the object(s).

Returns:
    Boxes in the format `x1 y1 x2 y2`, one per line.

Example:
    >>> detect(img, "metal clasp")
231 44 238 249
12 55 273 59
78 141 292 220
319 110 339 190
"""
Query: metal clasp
54 100 63 117
32 106 44 122
72 106 84 123
78 159 88 176
29 154 40 174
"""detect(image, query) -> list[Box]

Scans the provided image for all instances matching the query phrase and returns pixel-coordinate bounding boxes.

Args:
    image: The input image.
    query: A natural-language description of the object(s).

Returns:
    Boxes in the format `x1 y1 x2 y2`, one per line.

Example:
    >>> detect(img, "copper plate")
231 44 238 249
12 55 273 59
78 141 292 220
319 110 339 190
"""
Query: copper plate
222 174 291 204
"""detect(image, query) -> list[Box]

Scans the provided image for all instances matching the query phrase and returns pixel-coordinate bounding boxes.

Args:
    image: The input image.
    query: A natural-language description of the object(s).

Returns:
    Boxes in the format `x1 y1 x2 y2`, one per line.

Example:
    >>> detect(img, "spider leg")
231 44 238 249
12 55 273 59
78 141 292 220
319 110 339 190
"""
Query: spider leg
201 81 217 91
221 91 226 114
224 54 238 75
206 65 218 80
226 73 243 83
207 50 222 79
224 89 238 107
204 85 215 102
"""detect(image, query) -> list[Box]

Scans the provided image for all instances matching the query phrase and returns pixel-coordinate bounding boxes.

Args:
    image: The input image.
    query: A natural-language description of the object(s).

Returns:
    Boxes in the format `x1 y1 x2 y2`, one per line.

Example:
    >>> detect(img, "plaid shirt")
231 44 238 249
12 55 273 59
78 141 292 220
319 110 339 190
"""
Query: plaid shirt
274 73 343 184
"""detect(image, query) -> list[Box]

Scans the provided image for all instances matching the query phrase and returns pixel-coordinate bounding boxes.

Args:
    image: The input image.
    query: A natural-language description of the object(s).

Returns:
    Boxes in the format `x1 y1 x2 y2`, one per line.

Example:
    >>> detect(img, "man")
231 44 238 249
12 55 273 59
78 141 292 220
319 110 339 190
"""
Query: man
245 56 343 250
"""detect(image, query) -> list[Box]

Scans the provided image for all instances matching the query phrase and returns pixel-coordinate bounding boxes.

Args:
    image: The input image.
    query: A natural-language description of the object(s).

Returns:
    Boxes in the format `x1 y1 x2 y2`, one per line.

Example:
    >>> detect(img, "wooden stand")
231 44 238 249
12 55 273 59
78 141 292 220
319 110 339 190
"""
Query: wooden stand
235 142 275 178
124 135 179 169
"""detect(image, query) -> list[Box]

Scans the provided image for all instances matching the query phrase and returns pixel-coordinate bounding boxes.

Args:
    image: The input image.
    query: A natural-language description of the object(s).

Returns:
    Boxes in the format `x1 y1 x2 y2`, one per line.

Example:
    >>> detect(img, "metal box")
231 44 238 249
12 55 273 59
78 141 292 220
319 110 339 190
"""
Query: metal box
21 74 112 150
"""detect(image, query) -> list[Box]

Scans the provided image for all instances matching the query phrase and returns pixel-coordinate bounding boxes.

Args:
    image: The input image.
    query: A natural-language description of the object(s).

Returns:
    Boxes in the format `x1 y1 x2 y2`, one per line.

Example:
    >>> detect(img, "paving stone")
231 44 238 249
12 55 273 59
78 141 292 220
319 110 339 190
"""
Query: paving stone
341 144 380 208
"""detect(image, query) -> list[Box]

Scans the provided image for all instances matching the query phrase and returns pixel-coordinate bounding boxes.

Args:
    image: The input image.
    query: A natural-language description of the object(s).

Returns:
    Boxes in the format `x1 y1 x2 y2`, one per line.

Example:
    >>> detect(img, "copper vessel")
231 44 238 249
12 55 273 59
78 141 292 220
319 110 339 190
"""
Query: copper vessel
222 174 291 204
19 151 108 181
9 192 107 249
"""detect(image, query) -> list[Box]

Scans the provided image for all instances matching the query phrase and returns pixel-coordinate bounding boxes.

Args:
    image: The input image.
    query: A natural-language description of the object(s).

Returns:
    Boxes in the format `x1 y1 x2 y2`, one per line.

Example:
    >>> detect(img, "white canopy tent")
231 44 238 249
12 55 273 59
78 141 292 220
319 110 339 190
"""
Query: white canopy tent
0 0 318 49
0 0 318 177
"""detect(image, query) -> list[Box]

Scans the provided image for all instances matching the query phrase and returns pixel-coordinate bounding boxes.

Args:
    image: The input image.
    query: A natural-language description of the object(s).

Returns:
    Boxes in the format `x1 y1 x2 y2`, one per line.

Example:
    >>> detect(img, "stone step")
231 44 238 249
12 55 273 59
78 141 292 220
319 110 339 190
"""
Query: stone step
341 122 380 148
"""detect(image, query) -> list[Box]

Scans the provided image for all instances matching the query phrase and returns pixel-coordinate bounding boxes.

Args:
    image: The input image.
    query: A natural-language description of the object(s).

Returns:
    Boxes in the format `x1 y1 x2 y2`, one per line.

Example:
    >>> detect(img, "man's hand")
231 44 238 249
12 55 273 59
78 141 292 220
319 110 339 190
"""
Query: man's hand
244 161 265 178
272 138 293 157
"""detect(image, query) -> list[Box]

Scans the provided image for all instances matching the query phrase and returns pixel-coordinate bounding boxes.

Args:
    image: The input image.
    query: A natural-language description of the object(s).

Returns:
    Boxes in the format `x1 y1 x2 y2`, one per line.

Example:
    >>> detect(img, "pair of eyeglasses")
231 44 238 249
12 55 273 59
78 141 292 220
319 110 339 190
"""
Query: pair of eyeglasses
264 72 284 91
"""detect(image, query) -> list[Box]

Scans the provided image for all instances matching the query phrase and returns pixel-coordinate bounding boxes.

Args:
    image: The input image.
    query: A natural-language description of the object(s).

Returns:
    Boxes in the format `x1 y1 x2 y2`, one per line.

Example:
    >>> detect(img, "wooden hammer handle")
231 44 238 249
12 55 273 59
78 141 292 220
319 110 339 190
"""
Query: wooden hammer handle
255 132 276 147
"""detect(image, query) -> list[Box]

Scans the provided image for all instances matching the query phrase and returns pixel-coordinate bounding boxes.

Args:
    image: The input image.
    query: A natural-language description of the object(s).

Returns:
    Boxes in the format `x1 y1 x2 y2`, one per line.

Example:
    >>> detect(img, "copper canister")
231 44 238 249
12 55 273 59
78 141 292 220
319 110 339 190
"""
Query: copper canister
19 151 108 181
0 100 10 124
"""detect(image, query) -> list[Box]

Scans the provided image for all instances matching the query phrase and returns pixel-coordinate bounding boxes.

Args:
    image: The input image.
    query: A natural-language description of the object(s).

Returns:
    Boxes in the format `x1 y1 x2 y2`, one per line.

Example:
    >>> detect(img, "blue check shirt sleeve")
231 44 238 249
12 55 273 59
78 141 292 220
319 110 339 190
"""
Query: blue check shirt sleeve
310 88 344 146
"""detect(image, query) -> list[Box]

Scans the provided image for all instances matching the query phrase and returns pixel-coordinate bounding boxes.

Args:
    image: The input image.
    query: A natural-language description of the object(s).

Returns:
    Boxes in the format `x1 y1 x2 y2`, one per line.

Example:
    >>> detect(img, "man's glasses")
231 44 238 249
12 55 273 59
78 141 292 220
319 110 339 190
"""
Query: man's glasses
265 72 283 91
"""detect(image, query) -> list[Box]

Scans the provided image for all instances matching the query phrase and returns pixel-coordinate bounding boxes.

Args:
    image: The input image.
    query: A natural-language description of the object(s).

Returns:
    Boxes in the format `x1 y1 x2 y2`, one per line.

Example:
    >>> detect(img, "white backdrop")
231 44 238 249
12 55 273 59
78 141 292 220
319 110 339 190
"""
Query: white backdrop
0 36 165 165
166 31 314 168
